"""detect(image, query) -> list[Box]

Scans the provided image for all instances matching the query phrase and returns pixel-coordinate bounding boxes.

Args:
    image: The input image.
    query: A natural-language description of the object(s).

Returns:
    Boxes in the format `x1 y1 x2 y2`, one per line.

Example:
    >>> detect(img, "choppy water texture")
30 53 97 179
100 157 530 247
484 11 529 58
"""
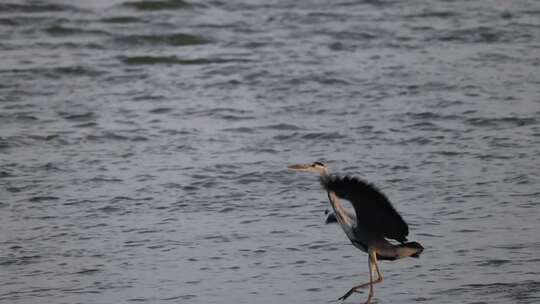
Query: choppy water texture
1 0 540 303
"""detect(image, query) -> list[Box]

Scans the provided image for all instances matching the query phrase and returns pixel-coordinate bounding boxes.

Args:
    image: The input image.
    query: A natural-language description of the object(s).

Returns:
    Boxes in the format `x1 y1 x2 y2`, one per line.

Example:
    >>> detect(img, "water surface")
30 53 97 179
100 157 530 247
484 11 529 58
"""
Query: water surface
1 0 539 303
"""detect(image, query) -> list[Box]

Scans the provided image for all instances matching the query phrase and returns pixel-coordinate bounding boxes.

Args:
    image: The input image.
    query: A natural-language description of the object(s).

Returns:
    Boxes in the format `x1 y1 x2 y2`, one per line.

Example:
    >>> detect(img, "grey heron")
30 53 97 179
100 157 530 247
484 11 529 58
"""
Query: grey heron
288 161 423 303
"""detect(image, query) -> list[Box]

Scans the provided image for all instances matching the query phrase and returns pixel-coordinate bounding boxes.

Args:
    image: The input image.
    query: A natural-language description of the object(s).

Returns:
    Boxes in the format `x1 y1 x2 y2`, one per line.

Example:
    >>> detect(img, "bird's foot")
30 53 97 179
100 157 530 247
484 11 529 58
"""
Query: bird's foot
337 288 362 301
363 292 374 304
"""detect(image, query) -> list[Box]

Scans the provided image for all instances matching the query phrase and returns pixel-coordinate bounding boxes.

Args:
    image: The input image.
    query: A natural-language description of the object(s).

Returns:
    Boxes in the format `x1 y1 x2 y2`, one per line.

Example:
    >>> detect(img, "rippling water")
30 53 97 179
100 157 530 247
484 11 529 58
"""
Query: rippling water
1 0 539 303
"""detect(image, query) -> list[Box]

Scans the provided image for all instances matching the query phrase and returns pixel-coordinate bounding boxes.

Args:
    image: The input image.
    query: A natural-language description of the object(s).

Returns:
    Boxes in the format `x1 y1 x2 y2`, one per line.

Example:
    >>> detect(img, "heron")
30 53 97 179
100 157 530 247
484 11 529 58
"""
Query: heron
288 161 423 303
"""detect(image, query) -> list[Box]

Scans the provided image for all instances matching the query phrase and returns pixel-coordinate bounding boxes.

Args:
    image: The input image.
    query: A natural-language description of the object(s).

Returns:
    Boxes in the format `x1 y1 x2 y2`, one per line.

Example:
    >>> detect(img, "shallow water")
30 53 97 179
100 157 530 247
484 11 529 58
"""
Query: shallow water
1 0 539 303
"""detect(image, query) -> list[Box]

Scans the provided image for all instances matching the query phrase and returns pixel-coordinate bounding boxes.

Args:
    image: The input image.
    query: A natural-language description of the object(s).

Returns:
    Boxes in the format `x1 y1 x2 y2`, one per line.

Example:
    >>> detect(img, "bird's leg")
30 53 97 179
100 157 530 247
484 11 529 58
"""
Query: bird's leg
338 258 371 301
337 257 371 301
337 251 383 302
372 252 383 283
364 250 383 304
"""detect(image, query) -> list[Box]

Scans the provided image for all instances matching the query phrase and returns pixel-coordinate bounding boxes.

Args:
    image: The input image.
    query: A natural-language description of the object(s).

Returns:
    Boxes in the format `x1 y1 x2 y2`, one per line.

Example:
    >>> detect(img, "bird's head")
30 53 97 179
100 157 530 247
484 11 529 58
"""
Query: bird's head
288 161 329 175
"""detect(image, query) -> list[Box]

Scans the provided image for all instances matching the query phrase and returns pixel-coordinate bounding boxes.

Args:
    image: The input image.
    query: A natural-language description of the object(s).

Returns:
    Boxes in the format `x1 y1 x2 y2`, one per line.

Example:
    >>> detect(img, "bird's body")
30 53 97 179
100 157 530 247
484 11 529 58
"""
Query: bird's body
288 162 423 303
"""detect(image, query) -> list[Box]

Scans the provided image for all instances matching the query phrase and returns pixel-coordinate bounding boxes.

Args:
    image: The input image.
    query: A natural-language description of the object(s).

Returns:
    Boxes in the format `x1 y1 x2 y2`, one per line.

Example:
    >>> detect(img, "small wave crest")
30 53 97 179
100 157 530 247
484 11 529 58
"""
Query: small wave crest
122 0 193 11
120 55 250 65
115 33 208 47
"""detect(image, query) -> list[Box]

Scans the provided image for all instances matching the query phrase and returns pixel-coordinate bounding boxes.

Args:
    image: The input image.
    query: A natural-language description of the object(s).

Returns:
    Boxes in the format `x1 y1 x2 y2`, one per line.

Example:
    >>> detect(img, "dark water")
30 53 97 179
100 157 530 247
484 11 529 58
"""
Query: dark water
1 0 540 303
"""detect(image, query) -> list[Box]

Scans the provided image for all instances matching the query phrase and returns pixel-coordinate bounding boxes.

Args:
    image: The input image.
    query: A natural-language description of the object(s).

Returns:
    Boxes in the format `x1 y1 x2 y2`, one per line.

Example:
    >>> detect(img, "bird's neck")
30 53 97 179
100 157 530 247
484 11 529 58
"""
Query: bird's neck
320 172 351 224
319 171 354 233
326 191 353 227
319 168 329 177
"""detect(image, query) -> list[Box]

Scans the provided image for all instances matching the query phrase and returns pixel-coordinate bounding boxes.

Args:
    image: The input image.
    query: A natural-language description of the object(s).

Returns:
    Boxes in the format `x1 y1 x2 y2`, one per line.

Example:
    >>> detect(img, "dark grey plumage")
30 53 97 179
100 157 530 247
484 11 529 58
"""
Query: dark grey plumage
321 175 409 244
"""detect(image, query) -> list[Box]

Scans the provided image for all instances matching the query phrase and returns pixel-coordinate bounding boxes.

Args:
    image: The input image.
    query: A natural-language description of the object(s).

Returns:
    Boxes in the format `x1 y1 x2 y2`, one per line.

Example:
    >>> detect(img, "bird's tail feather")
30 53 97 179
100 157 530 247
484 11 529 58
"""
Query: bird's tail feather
402 241 424 258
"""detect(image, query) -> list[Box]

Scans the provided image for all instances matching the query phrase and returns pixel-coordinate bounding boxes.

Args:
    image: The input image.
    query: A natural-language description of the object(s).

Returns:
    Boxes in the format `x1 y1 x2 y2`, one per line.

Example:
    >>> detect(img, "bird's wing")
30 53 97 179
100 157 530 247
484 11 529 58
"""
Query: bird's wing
324 210 356 224
321 175 409 243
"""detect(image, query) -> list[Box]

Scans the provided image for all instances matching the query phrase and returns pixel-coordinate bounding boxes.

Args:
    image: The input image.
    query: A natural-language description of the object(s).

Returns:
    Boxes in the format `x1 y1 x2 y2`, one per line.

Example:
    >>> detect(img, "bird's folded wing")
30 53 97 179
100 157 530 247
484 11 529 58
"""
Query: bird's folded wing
321 175 409 243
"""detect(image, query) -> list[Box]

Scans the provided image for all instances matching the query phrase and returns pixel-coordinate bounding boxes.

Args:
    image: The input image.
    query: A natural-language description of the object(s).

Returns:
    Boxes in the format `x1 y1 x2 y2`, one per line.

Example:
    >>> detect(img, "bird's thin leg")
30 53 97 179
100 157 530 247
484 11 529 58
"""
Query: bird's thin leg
372 252 383 283
337 251 383 302
337 257 371 301
364 250 382 304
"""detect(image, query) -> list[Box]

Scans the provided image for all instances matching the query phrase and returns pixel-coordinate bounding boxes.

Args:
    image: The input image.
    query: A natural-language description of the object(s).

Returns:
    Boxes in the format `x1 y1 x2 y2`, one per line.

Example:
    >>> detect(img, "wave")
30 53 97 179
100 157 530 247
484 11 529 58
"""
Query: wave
121 0 193 11
45 25 108 37
430 26 529 44
58 111 96 122
120 55 251 65
2 66 104 78
258 123 302 131
406 10 457 19
100 16 142 24
466 117 537 128
115 33 208 46
273 131 346 141
0 3 78 13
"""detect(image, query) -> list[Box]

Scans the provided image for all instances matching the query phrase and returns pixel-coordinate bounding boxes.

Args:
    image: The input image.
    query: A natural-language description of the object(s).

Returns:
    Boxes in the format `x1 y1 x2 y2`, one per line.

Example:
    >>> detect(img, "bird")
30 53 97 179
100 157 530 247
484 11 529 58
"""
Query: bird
288 161 423 303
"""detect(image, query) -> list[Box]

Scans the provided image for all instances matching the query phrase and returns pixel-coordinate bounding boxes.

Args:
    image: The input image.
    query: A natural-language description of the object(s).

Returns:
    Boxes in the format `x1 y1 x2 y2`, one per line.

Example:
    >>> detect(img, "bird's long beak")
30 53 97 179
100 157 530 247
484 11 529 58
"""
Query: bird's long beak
287 164 313 172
